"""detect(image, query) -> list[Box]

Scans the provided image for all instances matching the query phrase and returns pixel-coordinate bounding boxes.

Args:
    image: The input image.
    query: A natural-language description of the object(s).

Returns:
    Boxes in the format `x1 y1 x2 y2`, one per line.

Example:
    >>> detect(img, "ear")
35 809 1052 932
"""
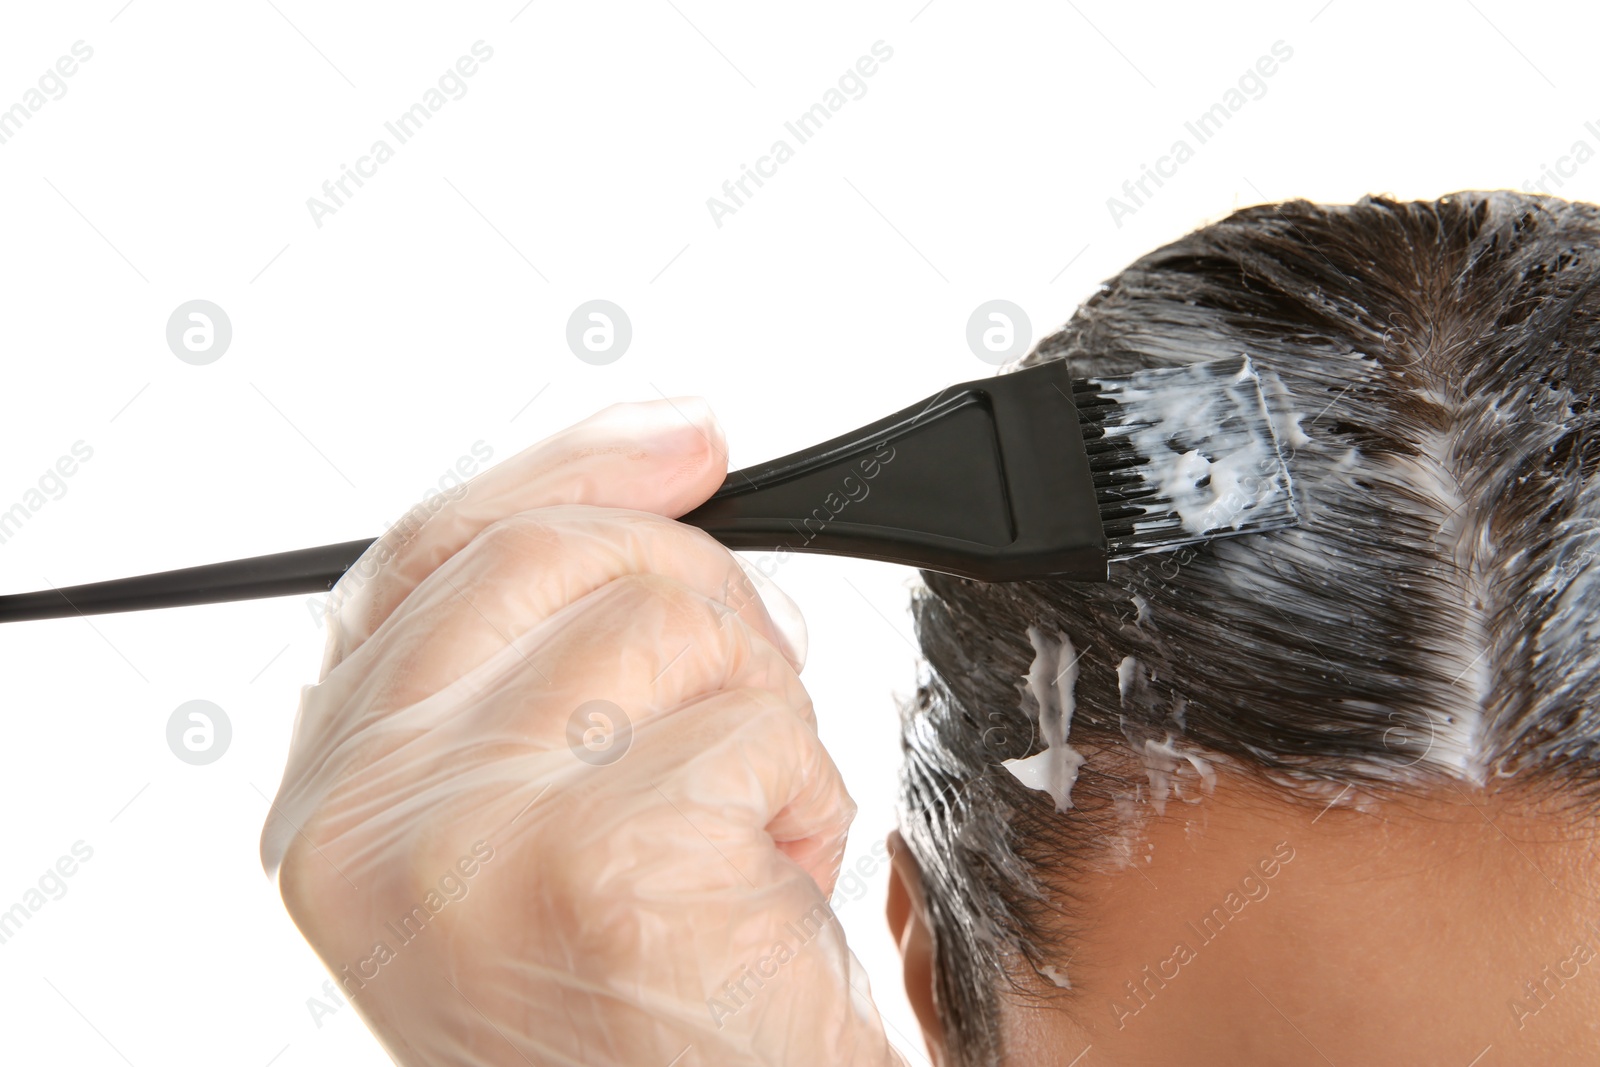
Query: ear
885 829 948 1066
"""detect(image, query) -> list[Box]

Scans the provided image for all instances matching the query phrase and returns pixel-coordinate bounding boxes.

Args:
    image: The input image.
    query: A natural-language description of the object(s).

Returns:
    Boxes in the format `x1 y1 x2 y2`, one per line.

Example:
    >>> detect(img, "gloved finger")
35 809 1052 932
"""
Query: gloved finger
322 396 727 674
591 685 858 897
464 693 877 1060
476 588 843 893
264 573 812 872
337 505 801 715
733 553 809 671
269 685 848 955
446 571 815 743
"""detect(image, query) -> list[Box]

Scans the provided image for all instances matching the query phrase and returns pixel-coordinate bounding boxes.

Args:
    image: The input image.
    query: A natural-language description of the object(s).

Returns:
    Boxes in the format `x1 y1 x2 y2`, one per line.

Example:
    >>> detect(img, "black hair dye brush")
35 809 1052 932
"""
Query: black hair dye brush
0 355 1298 624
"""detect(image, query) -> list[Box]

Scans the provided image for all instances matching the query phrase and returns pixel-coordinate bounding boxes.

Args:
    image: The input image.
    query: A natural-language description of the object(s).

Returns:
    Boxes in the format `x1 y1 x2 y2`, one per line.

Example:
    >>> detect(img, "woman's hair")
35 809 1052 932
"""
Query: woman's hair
897 192 1600 1066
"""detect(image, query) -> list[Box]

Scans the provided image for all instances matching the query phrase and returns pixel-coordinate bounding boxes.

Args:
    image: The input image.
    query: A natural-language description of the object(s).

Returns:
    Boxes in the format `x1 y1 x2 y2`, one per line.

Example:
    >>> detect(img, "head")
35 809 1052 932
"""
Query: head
888 192 1600 1065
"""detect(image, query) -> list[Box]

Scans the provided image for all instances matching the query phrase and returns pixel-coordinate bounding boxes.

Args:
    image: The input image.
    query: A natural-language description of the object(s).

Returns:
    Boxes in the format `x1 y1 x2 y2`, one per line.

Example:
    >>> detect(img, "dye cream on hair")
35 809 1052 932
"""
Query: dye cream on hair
1002 628 1087 811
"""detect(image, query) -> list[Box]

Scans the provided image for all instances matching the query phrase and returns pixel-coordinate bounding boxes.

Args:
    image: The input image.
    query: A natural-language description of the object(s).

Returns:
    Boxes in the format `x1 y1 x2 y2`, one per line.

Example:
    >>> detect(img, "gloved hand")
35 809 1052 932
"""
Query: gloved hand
261 398 909 1066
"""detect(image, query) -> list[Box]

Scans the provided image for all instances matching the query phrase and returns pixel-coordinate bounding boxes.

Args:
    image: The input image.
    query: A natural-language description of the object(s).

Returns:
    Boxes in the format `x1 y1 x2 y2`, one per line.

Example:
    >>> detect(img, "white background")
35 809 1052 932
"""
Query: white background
0 1 1595 1064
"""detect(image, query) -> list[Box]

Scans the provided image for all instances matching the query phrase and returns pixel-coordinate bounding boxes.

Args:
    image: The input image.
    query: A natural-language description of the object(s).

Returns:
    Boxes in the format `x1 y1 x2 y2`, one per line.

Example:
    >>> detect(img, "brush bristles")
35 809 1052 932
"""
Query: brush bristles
1072 355 1299 558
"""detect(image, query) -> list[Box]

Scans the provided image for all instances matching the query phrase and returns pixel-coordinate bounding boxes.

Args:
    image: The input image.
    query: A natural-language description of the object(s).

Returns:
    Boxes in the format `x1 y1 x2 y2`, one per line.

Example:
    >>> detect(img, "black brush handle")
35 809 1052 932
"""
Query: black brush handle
676 364 1103 577
0 539 378 623
0 363 1108 624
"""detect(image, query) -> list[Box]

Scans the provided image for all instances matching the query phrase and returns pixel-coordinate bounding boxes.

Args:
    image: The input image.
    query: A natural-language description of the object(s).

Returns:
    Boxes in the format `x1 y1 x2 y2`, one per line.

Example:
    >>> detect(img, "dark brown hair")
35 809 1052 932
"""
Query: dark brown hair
898 192 1600 1065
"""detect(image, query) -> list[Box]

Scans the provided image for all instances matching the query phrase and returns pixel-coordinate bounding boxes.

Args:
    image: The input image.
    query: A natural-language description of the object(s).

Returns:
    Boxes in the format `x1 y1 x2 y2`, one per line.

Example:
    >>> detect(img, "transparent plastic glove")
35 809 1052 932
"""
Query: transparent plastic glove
261 398 909 1067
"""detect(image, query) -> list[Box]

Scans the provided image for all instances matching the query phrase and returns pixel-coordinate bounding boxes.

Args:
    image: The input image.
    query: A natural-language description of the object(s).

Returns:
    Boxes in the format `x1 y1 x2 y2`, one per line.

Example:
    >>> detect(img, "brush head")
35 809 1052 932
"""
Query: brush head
1072 354 1300 559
